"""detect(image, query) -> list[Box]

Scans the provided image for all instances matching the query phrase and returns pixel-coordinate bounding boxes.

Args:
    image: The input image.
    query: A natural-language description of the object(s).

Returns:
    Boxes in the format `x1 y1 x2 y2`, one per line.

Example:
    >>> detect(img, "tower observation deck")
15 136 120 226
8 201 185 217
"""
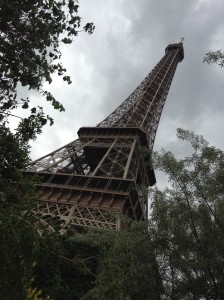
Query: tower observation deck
27 43 184 233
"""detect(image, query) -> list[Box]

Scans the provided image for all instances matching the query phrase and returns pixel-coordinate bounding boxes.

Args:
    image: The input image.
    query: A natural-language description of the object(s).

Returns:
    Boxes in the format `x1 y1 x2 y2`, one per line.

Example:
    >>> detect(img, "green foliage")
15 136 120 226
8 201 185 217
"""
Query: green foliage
32 234 99 300
0 126 38 299
0 126 29 179
139 146 153 173
30 222 162 300
204 50 224 68
0 126 63 299
150 129 224 299
0 0 94 141
82 222 162 300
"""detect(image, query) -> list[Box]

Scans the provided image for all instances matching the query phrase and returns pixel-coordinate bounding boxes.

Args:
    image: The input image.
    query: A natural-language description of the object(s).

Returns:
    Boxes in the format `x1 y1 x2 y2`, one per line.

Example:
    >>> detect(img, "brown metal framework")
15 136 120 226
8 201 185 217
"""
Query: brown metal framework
27 43 184 232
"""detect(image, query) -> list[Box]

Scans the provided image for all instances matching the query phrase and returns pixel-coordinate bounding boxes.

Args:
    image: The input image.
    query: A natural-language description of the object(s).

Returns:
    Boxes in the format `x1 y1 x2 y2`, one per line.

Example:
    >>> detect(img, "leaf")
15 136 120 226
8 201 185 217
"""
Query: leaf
22 102 29 109
74 5 79 13
47 115 54 126
62 37 72 44
62 76 72 84
31 107 36 114
40 118 47 126
83 23 95 35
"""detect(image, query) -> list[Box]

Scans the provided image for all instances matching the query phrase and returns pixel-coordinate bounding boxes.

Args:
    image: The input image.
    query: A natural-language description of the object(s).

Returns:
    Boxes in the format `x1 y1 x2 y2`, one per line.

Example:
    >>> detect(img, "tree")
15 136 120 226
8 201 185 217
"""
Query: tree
150 129 224 299
0 0 94 141
0 126 39 299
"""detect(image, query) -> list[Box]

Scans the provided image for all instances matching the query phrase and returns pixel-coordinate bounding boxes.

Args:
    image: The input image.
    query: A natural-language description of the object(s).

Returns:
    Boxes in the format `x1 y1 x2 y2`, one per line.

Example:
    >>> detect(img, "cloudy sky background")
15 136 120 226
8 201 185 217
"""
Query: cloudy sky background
25 0 224 187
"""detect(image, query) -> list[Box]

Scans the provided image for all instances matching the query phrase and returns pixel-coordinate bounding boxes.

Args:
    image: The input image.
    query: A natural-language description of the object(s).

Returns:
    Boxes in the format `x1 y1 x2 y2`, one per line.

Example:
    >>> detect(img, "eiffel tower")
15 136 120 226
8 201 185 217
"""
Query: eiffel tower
27 42 184 233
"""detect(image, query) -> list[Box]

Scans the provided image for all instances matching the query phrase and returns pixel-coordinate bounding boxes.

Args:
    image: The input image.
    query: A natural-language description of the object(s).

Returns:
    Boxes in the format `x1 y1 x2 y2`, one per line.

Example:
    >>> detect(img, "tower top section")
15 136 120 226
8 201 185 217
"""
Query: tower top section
98 42 184 148
165 42 184 62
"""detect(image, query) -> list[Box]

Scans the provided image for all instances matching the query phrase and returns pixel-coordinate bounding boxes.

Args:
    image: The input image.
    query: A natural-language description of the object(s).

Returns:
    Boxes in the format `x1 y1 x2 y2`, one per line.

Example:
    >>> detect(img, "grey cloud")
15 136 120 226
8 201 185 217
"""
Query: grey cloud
29 0 224 185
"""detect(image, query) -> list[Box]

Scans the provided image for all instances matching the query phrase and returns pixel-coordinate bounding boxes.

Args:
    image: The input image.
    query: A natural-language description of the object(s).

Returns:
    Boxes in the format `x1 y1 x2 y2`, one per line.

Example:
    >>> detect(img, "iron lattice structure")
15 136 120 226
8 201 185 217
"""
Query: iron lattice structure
27 43 184 233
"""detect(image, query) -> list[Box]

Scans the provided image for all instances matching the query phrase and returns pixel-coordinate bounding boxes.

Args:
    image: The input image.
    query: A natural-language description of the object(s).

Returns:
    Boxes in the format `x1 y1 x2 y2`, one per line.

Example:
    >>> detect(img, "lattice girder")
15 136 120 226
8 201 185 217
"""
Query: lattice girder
38 201 118 233
27 43 184 232
29 171 149 230
97 43 184 148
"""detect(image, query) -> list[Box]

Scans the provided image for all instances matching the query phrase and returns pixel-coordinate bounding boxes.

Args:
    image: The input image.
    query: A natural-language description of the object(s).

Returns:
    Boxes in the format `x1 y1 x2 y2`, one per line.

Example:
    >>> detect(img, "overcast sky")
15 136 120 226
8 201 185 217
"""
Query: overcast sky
27 0 224 187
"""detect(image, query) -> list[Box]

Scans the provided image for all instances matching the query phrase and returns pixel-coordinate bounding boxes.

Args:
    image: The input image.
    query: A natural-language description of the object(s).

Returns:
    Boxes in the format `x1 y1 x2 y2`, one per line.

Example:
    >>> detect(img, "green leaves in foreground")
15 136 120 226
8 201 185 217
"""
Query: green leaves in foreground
32 222 162 300
82 223 162 300
150 129 224 299
0 0 94 141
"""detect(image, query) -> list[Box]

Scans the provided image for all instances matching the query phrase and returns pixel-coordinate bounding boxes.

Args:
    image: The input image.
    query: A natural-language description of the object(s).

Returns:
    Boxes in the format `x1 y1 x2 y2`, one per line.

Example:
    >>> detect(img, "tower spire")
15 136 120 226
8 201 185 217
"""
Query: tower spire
27 43 184 233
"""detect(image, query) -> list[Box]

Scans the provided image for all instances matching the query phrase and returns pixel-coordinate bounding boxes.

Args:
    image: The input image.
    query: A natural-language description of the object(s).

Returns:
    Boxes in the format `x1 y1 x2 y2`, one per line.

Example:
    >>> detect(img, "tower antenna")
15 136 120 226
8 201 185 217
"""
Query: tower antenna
180 37 185 43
